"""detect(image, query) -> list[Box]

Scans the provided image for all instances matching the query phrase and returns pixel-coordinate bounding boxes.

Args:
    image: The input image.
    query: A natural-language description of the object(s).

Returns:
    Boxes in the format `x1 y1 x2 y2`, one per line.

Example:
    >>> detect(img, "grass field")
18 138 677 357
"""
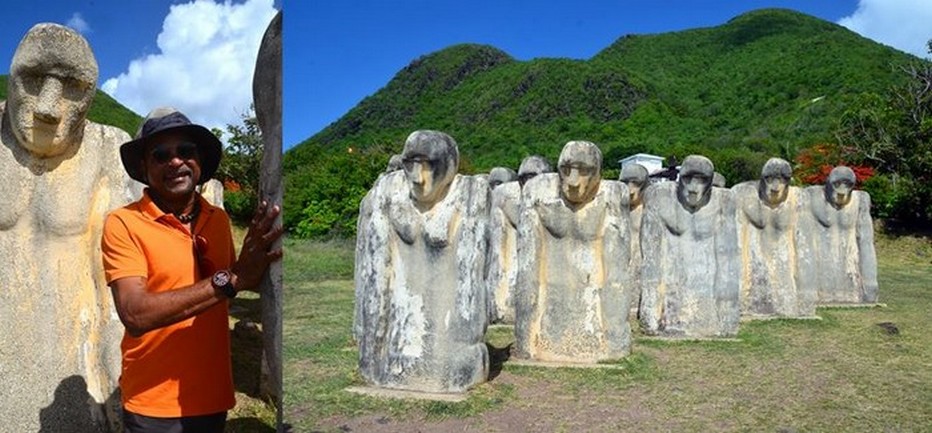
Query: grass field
283 231 932 432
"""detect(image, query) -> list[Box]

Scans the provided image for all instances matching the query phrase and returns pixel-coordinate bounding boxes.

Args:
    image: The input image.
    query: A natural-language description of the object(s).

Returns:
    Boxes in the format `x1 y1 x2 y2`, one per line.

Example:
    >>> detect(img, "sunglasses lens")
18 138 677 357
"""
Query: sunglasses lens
151 142 198 164
178 142 198 160
152 148 172 164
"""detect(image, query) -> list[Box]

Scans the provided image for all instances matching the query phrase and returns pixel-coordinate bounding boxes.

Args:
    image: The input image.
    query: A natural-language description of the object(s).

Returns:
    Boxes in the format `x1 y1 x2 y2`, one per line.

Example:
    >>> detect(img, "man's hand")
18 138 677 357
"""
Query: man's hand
231 200 284 292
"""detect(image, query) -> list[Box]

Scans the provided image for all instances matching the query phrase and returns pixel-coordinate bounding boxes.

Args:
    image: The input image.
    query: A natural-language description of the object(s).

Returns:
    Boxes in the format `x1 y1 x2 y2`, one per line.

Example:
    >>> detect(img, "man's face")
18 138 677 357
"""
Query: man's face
559 161 599 205
678 173 711 209
761 175 789 206
8 65 95 157
403 151 454 206
143 132 202 202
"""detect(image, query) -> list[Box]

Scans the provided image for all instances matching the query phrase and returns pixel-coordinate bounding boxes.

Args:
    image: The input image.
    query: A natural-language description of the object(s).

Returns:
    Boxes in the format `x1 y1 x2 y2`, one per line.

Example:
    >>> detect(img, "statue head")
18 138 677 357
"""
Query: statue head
558 141 601 206
619 163 648 208
517 155 552 188
385 154 403 173
402 130 459 208
825 166 856 208
712 172 726 188
677 155 714 211
488 167 516 189
7 23 98 157
759 158 792 206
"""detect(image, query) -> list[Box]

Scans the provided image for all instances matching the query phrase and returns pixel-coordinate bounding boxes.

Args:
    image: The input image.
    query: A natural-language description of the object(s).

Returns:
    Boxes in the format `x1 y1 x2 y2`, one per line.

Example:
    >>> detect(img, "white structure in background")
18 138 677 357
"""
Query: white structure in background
619 153 665 176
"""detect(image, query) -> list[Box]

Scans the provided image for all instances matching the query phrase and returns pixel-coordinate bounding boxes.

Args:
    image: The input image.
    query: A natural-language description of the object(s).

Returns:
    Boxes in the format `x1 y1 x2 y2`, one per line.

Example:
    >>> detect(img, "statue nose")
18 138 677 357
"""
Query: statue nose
35 76 63 124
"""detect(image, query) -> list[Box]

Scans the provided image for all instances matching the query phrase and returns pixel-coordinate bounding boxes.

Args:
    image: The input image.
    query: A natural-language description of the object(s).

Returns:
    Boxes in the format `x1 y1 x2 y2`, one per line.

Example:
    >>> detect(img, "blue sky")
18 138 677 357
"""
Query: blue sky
284 0 932 149
3 1 931 150
2 0 279 136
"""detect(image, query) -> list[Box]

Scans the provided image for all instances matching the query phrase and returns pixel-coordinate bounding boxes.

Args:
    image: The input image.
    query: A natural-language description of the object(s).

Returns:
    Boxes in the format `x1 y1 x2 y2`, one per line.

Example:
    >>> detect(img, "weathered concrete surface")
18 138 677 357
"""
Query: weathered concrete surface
346 386 468 402
514 141 632 364
253 10 283 426
0 23 133 433
797 170 878 305
196 178 225 209
354 131 489 393
486 180 521 324
732 179 816 318
639 156 739 338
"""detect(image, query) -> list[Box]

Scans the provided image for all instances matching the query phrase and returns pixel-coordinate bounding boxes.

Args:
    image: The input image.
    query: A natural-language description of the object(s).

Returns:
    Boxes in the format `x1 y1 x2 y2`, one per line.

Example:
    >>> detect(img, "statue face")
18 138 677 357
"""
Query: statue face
828 178 853 207
761 175 789 206
518 156 552 188
678 172 711 209
625 181 644 207
558 141 601 205
8 25 97 157
559 161 599 205
403 152 455 206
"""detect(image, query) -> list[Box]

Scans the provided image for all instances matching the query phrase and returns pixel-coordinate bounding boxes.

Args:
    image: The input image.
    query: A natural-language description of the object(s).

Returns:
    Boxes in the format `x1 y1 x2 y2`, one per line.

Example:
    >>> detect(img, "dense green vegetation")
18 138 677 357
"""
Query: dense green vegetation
0 75 142 136
284 8 925 237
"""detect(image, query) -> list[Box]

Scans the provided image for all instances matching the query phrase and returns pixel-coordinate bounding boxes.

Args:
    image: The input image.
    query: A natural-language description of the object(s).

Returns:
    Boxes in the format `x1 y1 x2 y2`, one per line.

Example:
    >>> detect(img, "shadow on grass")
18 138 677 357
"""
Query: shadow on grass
226 417 275 433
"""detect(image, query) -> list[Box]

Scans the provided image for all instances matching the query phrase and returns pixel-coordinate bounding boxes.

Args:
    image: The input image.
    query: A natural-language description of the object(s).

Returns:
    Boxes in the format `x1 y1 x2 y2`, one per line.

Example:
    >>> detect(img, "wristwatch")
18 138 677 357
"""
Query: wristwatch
212 270 237 299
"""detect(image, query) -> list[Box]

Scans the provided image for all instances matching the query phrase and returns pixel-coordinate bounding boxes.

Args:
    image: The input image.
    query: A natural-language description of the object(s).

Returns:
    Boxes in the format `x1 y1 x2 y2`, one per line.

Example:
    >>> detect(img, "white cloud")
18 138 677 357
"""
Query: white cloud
102 0 278 133
66 12 91 34
838 0 932 58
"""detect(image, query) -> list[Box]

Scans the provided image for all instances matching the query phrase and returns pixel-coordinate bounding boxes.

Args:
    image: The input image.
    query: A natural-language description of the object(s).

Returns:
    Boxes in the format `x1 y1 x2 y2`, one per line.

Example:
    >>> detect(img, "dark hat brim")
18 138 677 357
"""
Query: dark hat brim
120 124 222 185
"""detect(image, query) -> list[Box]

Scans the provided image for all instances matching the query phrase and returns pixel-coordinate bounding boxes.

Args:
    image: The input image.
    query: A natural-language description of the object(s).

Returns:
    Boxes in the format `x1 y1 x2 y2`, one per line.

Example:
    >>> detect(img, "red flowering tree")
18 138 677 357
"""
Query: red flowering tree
794 142 874 186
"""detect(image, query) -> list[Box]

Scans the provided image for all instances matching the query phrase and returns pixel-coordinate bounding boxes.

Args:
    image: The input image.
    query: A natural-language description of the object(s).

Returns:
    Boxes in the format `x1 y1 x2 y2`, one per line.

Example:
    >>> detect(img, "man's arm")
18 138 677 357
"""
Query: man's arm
109 201 283 337
110 276 227 337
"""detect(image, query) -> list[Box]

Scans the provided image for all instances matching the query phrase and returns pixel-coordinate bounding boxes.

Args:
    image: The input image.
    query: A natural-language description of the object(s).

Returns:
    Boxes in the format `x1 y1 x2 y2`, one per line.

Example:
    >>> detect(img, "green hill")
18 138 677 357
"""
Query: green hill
0 75 142 135
284 8 921 236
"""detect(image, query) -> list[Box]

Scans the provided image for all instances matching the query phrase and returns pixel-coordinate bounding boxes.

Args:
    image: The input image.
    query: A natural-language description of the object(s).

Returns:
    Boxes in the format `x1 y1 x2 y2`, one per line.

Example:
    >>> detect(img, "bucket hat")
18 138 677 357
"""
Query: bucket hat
119 107 222 185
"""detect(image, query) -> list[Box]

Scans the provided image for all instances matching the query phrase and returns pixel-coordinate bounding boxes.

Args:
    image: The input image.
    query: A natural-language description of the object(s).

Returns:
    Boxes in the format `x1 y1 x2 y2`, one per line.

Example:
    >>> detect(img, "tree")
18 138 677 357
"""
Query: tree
215 106 263 224
833 42 932 223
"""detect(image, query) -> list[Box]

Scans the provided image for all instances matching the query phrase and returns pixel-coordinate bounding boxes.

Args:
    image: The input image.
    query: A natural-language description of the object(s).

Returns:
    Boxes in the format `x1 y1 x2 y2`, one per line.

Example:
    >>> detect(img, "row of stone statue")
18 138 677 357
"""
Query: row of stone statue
353 129 878 395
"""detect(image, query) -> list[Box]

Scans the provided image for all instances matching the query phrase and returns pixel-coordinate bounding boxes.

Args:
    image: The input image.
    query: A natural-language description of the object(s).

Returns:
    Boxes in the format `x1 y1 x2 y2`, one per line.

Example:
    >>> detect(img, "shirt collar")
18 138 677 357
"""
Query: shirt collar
140 188 215 224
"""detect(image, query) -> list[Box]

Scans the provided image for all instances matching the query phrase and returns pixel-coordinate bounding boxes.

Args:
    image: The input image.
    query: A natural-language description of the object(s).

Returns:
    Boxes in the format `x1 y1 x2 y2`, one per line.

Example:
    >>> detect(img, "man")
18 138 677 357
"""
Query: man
101 107 283 432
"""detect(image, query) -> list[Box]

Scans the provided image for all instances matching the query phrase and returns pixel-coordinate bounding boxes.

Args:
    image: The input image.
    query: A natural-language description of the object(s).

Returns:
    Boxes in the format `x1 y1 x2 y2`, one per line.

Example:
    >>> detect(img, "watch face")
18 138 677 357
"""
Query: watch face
213 270 231 286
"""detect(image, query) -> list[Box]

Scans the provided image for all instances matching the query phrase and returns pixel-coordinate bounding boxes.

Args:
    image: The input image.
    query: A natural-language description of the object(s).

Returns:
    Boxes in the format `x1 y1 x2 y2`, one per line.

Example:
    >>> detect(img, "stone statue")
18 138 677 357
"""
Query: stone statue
385 153 403 173
0 23 135 432
514 141 632 363
354 130 489 393
517 155 553 187
713 172 726 188
486 155 553 325
619 163 648 314
488 166 517 189
732 158 815 318
798 166 878 305
197 178 225 209
639 155 739 338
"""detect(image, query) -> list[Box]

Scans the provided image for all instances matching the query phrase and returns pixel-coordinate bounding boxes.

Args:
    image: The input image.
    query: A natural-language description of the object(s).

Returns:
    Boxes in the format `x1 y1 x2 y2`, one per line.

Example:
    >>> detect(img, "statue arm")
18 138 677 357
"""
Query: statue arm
856 192 879 303
601 184 631 353
714 190 740 335
514 194 542 358
638 193 664 335
354 188 392 353
454 177 489 343
485 202 508 323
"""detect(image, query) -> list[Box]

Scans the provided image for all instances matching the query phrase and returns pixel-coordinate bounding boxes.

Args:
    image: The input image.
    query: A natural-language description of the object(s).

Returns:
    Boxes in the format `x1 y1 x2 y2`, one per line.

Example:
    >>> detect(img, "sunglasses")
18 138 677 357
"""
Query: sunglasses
151 141 198 164
193 234 216 279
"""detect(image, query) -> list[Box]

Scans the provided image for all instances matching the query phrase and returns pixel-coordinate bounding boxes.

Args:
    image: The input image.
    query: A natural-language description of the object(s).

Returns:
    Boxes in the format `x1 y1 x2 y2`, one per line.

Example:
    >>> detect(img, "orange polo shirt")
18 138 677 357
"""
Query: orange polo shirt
101 190 236 417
